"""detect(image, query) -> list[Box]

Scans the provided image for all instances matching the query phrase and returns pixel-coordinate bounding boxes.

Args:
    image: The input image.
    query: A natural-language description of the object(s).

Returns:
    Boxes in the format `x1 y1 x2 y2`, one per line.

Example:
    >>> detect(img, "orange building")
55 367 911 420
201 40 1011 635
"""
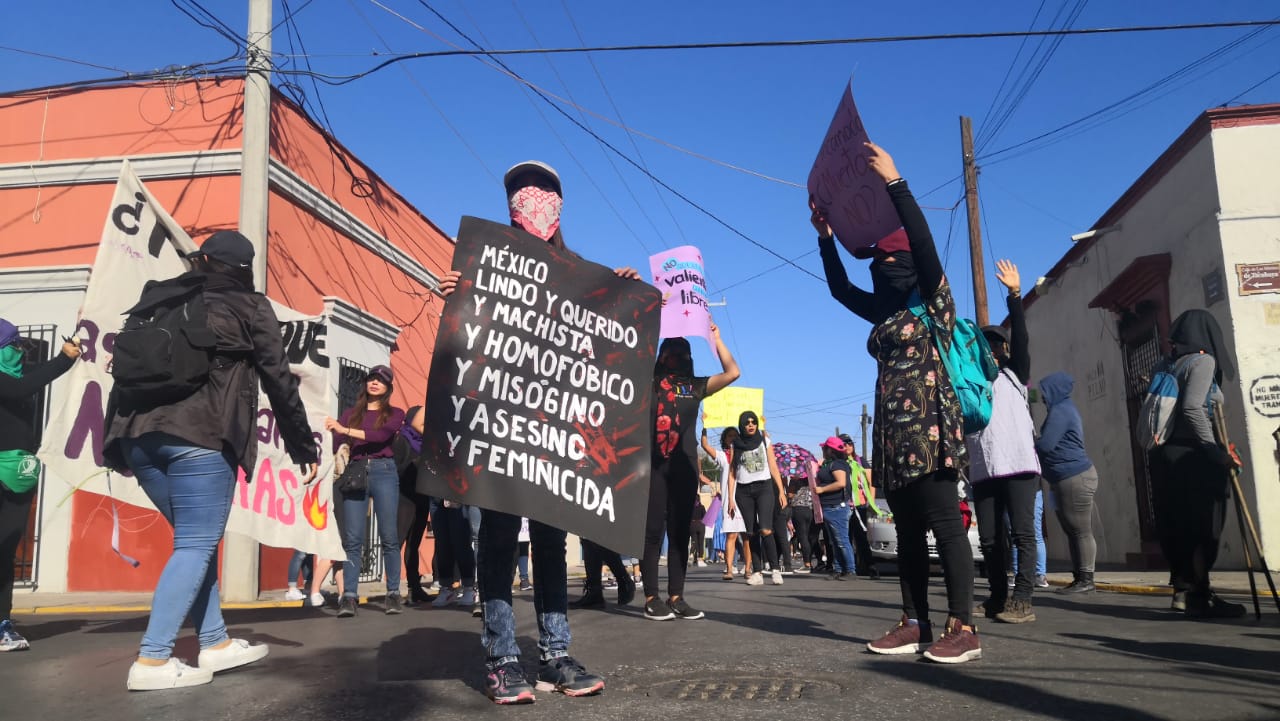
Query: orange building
0 77 450 596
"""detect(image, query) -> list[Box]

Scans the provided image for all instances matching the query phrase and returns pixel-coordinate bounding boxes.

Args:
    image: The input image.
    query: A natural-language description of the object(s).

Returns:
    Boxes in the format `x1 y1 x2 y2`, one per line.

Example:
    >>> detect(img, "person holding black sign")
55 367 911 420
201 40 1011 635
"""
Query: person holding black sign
641 326 739 621
811 142 979 663
437 160 642 705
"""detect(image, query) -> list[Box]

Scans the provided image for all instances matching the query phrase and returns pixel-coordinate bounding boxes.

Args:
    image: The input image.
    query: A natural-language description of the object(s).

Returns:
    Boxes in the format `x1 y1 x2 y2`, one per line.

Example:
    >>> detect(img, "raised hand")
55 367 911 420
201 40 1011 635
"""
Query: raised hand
995 259 1021 294
863 141 901 184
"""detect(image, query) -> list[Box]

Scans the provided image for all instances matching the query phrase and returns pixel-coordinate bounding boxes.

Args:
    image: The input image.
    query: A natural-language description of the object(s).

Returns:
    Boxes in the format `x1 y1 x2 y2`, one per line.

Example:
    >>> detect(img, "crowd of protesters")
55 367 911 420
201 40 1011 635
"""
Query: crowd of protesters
0 152 1251 704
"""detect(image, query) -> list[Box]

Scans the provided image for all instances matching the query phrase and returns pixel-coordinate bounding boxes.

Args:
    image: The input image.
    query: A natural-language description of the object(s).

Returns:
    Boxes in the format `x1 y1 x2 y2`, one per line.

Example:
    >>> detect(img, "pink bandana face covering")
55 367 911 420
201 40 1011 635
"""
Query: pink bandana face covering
508 186 563 241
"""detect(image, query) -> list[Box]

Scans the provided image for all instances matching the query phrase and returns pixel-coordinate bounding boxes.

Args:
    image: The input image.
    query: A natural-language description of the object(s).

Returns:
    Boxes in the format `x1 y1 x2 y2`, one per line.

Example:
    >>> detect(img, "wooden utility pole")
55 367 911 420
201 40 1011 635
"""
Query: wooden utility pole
960 116 989 327
240 0 272 292
225 0 271 604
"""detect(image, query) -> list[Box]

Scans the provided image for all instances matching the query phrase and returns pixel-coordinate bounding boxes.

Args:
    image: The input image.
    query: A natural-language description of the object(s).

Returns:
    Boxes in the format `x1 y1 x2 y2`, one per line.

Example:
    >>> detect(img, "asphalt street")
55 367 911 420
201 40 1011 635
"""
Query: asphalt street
3 567 1278 721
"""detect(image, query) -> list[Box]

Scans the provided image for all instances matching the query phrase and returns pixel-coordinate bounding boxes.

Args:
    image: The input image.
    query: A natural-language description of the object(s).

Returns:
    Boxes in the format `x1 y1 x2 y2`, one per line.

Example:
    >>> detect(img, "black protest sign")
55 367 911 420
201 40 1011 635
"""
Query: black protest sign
420 217 661 556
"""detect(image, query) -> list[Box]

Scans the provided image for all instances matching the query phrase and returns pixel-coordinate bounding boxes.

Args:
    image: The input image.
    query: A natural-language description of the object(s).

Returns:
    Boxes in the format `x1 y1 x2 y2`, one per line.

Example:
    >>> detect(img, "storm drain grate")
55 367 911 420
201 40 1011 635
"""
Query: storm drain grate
654 677 820 701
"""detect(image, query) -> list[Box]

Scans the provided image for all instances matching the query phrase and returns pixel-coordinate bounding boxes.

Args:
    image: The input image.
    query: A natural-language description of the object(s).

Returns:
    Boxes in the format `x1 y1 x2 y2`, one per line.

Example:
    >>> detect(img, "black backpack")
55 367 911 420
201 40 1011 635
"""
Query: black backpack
111 275 219 406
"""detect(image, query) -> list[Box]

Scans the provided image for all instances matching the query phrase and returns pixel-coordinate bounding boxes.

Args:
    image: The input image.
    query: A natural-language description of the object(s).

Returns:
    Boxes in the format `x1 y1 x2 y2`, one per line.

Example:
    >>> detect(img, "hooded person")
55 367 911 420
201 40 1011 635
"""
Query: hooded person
726 410 787 586
1035 372 1100 593
1147 309 1244 619
964 259 1044 623
0 321 81 653
639 327 739 621
811 141 979 664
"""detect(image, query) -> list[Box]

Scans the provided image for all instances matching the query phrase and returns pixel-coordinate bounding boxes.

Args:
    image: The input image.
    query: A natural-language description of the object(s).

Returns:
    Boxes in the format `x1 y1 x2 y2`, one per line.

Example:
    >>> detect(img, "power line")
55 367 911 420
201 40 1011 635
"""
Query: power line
1221 66 1280 106
0 45 130 73
266 19 1280 87
396 0 820 280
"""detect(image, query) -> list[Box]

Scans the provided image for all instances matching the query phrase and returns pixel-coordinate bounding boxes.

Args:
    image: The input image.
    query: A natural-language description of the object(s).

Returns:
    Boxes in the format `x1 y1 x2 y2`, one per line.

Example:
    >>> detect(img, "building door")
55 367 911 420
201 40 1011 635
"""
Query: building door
1118 306 1163 545
337 358 384 584
13 325 56 589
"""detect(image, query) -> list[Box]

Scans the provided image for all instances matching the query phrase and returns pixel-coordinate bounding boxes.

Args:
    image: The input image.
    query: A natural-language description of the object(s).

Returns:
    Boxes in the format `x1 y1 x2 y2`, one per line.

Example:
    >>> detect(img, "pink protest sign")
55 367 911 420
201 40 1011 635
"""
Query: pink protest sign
649 245 713 348
807 80 904 255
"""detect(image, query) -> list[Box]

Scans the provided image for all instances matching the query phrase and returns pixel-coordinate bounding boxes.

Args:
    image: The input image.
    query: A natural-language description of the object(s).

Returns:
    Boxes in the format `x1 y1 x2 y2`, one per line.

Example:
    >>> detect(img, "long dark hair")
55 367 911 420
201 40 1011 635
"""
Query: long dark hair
344 379 394 432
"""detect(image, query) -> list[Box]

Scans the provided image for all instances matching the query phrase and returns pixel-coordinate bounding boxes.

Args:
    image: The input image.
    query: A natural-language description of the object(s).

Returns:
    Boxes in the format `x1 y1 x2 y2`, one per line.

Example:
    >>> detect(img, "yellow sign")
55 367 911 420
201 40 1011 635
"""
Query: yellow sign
702 386 765 428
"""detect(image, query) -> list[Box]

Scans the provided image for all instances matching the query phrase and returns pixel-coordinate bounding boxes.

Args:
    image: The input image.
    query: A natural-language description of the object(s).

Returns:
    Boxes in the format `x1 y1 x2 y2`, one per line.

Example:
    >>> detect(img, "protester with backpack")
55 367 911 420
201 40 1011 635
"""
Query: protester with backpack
325 365 406 617
1036 372 1099 594
964 259 1044 624
812 142 979 663
0 321 80 653
1148 310 1244 619
102 231 318 690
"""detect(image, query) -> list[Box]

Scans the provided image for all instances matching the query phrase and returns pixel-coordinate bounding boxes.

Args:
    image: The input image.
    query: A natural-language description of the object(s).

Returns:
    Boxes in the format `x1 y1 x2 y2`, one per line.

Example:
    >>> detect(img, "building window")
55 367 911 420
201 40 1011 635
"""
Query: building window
13 324 57 588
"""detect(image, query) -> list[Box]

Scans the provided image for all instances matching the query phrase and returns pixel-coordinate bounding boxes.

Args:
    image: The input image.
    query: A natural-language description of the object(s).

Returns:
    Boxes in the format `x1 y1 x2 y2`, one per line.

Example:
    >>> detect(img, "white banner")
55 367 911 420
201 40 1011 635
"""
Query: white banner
36 161 343 560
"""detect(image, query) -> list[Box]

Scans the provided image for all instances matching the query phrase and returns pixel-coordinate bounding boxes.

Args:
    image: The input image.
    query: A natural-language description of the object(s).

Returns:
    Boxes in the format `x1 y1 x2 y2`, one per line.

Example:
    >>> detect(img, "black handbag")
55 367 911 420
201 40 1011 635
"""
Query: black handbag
336 458 370 494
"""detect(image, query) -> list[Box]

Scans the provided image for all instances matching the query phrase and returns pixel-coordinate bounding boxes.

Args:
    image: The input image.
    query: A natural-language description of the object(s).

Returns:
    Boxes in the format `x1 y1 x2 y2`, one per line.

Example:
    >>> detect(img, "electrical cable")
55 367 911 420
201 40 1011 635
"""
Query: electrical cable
0 45 130 73
1221 66 1280 106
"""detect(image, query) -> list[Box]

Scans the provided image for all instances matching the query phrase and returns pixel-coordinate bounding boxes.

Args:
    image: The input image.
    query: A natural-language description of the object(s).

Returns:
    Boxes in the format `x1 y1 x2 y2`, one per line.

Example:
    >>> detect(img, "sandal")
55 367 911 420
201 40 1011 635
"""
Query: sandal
722 571 734 581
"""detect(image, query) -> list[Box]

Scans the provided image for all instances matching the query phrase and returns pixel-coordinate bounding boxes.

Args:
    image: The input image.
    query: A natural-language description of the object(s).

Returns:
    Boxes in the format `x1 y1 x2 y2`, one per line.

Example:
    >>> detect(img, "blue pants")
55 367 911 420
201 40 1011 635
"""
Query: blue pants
338 457 401 598
477 509 569 667
122 433 235 660
820 504 857 574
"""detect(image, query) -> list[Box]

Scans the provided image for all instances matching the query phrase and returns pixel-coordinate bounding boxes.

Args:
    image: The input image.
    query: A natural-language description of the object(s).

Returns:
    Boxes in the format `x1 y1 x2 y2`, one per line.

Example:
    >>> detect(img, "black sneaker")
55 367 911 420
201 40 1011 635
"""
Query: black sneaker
978 596 1006 620
536 656 604 696
643 597 675 621
669 597 705 620
1185 592 1247 620
385 593 403 615
486 661 536 704
337 597 357 618
569 588 606 610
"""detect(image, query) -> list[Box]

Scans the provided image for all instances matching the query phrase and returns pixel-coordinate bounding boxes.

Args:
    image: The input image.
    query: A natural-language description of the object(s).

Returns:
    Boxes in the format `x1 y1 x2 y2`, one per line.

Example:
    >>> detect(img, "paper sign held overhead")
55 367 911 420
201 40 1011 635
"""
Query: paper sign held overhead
649 245 713 348
702 386 765 430
807 80 904 256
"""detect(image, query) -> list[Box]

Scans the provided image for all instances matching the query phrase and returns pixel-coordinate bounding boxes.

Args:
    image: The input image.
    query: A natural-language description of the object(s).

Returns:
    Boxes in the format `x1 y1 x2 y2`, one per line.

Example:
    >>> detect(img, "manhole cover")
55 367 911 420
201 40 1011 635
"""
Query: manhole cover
649 676 836 701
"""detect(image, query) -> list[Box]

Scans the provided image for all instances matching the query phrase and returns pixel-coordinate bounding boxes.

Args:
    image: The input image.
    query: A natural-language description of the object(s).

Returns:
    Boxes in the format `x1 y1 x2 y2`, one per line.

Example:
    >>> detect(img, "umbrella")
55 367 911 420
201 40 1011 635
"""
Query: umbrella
772 442 817 479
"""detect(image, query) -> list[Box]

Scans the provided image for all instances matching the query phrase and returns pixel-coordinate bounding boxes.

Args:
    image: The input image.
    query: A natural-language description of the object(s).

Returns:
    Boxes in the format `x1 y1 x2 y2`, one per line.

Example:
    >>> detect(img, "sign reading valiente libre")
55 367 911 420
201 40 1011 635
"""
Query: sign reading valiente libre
420 217 661 556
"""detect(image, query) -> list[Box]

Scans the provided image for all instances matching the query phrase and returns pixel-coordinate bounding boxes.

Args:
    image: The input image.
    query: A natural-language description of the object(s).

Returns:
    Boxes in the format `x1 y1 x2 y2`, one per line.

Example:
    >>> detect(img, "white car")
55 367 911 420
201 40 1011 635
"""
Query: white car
866 500 984 571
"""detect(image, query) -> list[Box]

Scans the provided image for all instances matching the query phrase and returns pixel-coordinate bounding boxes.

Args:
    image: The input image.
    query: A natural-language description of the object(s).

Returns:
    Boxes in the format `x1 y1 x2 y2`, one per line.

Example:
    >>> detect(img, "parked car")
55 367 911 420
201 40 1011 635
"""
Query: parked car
866 499 984 572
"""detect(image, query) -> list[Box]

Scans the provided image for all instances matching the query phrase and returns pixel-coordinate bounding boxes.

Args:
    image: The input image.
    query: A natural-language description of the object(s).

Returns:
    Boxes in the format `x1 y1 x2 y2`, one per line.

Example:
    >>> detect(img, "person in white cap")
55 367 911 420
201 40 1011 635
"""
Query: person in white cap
438 161 640 705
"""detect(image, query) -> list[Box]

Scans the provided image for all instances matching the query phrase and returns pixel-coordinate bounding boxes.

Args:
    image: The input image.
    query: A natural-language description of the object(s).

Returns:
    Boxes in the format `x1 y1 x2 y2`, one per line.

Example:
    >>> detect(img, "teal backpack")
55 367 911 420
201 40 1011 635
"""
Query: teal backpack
908 293 1000 433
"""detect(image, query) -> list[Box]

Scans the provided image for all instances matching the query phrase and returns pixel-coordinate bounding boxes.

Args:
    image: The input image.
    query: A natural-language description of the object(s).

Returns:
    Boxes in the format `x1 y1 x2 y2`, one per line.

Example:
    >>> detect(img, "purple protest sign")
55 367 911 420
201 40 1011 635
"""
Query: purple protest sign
807 80 904 255
649 245 713 348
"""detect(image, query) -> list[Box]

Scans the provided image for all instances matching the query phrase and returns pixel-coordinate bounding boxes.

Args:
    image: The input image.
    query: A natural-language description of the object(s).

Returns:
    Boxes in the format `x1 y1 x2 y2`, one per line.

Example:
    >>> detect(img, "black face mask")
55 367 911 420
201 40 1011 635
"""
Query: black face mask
870 252 918 294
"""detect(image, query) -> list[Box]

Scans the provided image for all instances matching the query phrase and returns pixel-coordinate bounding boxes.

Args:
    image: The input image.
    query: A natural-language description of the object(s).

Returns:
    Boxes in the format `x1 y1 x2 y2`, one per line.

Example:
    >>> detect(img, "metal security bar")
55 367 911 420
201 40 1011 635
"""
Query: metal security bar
13 324 56 588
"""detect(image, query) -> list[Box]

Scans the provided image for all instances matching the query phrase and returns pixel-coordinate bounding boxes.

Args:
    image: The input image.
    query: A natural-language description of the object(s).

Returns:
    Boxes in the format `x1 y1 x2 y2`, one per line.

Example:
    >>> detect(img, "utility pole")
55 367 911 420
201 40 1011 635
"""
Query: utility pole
225 0 272 604
240 0 272 293
960 116 989 327
860 404 870 460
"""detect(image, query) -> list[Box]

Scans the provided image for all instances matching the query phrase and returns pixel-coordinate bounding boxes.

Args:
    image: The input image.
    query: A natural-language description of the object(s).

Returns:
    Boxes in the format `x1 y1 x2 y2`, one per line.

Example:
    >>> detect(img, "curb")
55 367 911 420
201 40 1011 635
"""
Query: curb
13 596 374 616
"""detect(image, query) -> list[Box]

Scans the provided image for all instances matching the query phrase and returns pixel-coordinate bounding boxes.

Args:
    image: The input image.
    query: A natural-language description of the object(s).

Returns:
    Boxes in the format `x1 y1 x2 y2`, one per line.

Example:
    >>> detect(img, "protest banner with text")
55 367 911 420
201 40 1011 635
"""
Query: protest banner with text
649 245 713 349
420 217 661 557
702 386 765 430
37 161 343 562
807 80 907 255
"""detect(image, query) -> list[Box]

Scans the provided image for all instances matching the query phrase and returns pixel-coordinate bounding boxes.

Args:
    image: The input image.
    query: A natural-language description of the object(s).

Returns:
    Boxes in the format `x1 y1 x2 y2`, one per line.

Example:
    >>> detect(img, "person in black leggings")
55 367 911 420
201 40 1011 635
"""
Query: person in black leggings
641 327 739 621
570 538 634 609
813 142 979 664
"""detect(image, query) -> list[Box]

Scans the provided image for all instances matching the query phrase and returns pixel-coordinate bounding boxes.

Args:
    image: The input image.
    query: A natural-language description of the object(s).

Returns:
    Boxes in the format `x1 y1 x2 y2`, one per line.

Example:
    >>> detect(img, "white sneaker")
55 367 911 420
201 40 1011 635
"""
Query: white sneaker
746 572 764 586
432 588 459 607
455 587 478 606
284 588 306 601
308 592 326 607
127 658 213 691
696 560 707 567
771 570 784 586
198 638 270 673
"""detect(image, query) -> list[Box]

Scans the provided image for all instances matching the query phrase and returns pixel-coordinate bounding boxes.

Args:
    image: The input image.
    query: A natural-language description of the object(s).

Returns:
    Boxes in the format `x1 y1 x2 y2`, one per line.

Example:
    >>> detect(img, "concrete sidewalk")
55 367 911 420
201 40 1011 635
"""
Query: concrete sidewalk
11 568 1278 615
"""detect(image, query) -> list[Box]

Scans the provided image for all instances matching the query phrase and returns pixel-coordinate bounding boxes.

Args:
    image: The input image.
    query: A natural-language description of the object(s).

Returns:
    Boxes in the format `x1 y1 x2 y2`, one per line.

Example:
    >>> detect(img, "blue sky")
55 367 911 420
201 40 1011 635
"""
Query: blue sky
5 1 1279 453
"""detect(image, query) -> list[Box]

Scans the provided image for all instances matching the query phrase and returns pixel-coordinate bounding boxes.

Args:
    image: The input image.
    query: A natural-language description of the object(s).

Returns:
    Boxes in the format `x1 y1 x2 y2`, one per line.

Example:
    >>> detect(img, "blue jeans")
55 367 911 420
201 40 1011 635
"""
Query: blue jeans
338 457 401 598
478 509 569 666
121 433 235 660
1011 488 1047 576
820 504 857 574
288 549 313 587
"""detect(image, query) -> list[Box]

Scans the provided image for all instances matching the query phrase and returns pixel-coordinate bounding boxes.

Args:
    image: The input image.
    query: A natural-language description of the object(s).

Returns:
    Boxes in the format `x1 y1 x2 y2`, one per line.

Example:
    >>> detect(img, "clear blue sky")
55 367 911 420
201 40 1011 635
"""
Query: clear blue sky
5 1 1278 454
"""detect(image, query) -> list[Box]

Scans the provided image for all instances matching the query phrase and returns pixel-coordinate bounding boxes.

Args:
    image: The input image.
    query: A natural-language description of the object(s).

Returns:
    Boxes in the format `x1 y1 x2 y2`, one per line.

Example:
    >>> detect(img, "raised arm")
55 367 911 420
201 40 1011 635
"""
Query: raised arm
997 259 1031 384
812 201 878 322
704 321 741 395
865 142 943 295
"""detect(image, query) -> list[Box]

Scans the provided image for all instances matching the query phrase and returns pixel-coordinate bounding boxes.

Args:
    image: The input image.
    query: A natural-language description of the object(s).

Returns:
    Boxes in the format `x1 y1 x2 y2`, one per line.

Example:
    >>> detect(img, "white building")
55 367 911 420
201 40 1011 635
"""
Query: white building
1023 103 1280 571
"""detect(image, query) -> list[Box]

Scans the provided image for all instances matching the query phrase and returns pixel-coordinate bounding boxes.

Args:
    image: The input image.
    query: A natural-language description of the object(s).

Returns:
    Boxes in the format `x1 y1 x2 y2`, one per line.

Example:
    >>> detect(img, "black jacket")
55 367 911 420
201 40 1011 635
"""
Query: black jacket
0 353 76 453
103 270 318 475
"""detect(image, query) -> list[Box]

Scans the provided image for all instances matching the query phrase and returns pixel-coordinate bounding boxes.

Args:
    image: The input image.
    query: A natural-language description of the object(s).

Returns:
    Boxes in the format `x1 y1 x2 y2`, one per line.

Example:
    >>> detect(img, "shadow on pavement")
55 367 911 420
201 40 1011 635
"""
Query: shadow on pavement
1063 632 1280 674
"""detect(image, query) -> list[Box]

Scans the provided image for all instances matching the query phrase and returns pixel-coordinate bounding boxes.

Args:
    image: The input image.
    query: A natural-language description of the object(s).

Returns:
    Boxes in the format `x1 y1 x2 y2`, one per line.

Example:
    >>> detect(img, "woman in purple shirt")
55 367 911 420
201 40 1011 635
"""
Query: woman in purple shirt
324 365 406 617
